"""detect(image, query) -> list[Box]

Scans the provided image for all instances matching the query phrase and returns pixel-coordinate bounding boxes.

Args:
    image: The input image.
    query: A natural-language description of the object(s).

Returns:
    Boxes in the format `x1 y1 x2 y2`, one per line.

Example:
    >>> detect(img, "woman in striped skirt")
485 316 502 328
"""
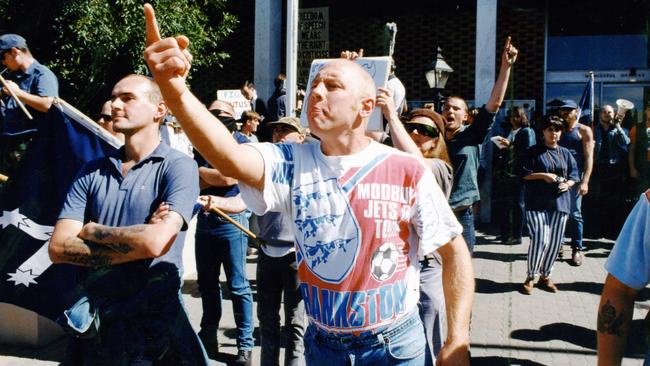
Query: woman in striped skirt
520 115 579 294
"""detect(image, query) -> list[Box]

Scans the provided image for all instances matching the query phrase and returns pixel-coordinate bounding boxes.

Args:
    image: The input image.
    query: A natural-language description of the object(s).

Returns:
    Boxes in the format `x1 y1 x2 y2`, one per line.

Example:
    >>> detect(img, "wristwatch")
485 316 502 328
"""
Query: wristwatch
555 176 566 183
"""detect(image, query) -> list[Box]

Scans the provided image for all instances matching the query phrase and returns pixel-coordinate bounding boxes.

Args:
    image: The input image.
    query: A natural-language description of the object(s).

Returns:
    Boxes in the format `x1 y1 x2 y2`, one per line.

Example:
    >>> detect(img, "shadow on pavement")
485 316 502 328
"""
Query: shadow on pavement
556 281 604 295
471 356 547 366
510 320 647 357
475 278 520 294
473 251 528 263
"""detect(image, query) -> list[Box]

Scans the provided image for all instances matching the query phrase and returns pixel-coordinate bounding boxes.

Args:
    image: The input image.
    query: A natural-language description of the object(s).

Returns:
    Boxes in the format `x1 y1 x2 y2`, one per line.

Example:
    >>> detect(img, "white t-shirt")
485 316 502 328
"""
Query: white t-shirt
240 140 462 333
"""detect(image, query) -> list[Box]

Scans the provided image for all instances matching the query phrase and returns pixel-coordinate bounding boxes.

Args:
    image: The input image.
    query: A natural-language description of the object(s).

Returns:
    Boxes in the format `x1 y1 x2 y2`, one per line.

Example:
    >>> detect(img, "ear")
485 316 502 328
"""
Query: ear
359 97 375 119
154 100 168 120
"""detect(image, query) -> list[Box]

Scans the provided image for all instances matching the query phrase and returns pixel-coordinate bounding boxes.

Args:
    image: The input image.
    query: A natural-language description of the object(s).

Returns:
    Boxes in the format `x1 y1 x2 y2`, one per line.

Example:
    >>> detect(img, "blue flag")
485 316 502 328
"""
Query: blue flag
577 76 594 125
0 103 119 321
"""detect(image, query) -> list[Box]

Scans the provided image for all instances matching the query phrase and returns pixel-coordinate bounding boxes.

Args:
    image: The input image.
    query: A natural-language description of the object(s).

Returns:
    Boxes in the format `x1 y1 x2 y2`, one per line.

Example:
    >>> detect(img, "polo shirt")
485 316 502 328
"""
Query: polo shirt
59 141 199 272
2 60 58 136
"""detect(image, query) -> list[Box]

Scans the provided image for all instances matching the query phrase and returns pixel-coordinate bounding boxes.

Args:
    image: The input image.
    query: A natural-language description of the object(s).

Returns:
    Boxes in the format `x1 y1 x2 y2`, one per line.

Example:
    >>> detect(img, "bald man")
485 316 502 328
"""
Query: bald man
49 74 205 365
143 5 473 364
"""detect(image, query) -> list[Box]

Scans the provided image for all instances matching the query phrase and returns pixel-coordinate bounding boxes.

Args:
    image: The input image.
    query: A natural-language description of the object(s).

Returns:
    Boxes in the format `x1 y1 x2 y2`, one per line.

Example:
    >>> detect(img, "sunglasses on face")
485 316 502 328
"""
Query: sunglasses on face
404 123 439 138
99 114 112 122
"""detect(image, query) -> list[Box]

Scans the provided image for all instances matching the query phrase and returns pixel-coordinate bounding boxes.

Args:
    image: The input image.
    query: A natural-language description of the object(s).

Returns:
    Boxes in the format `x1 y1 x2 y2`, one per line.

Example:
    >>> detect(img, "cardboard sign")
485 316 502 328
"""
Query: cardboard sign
299 57 392 132
216 90 251 119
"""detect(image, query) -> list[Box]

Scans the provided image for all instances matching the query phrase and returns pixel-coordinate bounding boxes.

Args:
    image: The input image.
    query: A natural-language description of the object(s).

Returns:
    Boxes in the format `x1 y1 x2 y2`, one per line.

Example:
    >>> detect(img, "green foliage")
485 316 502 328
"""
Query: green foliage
50 0 237 110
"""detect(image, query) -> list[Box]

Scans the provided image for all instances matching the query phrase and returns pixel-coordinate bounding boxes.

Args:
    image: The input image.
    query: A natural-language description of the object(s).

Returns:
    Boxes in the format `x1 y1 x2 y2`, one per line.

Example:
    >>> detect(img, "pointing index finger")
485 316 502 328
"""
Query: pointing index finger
144 3 162 46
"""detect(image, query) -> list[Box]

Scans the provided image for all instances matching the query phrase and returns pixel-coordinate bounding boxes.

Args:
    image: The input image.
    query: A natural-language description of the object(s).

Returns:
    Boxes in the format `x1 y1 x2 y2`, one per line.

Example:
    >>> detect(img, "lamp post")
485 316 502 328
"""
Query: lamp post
425 47 454 112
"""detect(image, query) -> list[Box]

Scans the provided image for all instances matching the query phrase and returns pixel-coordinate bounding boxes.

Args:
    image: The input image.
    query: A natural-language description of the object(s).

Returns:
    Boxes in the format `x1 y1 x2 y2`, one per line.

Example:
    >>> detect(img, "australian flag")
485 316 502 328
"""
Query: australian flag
0 101 119 324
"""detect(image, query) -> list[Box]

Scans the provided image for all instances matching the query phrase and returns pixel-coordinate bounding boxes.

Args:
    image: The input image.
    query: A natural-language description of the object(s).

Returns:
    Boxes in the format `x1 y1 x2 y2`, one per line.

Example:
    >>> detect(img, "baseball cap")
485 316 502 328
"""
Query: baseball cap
0 34 27 52
560 100 579 110
268 116 305 134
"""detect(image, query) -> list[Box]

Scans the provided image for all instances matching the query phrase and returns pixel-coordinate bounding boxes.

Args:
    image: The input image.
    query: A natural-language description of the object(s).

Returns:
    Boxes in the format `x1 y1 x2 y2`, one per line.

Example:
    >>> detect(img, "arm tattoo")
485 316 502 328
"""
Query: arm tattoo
62 236 113 268
104 242 134 254
597 299 626 336
93 227 112 241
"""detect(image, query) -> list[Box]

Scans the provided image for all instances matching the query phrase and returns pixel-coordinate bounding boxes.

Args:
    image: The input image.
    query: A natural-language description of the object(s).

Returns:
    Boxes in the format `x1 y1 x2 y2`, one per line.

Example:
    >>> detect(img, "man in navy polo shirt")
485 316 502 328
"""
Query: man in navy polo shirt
0 33 58 176
48 74 206 365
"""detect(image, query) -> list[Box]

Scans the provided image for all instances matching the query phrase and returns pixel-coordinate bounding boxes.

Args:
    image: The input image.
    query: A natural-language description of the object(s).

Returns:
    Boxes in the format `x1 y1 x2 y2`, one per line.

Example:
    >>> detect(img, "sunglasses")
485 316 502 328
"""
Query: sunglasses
405 123 439 138
99 114 112 122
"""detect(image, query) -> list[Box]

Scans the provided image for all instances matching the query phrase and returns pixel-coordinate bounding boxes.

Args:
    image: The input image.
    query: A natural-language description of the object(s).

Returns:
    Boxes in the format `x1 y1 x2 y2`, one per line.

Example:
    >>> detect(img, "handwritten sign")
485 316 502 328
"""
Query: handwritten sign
299 57 392 132
216 90 251 119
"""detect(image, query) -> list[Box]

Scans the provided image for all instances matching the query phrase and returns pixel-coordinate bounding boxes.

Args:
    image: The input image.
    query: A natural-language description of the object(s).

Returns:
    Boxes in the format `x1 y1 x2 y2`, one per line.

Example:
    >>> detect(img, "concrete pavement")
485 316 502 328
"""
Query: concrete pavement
1 229 648 365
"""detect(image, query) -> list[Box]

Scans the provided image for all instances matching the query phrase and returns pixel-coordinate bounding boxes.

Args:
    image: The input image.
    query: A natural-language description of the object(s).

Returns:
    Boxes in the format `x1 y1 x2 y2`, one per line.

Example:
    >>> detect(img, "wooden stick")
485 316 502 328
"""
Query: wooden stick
0 73 32 120
209 206 257 239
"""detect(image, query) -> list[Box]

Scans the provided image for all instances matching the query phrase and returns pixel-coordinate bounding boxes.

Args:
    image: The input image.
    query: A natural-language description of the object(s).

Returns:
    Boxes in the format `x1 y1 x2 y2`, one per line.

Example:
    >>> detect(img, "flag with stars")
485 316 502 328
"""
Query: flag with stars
0 101 119 320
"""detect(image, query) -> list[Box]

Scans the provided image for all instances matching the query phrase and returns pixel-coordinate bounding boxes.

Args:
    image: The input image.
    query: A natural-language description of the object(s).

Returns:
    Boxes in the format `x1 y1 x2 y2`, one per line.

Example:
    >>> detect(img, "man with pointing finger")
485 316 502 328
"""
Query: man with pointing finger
143 4 474 365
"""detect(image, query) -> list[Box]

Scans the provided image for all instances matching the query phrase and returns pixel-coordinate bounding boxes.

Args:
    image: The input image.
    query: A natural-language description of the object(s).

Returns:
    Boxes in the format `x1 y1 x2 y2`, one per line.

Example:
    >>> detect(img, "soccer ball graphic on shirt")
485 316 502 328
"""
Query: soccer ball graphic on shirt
371 242 399 281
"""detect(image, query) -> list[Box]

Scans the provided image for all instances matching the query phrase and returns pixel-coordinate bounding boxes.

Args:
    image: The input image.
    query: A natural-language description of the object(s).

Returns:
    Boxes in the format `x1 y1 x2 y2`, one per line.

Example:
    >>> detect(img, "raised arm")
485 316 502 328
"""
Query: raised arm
485 37 518 113
376 87 423 158
142 4 264 190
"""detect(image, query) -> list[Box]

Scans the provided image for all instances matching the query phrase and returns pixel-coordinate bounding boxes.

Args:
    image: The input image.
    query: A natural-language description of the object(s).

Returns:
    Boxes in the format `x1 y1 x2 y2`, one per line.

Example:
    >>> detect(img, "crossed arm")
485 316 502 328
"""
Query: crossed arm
49 211 184 268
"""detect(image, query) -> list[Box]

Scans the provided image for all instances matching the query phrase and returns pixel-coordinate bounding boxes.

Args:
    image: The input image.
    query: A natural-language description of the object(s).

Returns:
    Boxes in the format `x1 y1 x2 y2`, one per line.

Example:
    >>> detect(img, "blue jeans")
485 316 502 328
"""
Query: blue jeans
418 256 445 364
195 211 254 351
454 207 475 255
567 187 584 250
257 250 306 366
303 309 431 365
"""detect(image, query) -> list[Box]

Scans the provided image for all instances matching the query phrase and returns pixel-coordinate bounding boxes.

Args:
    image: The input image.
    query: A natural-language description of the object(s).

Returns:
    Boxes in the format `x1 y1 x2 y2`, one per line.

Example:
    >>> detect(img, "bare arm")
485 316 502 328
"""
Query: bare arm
3 80 54 112
199 166 238 189
376 87 424 158
142 4 264 190
597 274 638 366
49 219 142 267
436 235 474 366
199 194 247 214
579 125 595 195
485 37 518 113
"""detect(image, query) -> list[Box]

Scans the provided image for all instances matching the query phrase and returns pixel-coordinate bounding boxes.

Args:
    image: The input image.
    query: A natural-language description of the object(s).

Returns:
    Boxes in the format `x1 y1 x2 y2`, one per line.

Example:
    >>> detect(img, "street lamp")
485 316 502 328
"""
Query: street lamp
425 47 454 111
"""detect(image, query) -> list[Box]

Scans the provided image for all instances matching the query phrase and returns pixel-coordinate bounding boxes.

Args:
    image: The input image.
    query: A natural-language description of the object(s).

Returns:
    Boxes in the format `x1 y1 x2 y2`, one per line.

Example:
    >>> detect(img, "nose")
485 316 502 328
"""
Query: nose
310 81 326 100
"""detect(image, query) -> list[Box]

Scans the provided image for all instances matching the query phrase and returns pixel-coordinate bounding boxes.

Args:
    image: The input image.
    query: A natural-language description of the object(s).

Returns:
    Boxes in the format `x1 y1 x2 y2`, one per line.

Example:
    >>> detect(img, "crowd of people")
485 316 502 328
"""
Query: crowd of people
0 4 649 365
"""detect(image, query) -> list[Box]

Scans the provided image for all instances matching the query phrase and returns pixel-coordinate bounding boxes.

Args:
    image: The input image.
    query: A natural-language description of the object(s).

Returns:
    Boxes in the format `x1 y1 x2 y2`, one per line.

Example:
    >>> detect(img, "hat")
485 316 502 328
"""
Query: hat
560 100 579 110
0 34 27 52
268 116 305 134
406 108 445 135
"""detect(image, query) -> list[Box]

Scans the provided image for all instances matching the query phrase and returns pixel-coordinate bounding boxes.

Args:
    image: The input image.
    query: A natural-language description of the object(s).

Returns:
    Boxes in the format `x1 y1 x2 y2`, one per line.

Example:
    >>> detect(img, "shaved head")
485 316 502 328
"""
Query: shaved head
324 59 376 100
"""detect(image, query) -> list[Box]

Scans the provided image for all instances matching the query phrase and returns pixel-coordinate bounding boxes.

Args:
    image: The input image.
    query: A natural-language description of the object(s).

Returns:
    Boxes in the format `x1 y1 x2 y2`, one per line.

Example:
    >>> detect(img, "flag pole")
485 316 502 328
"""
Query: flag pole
589 71 595 128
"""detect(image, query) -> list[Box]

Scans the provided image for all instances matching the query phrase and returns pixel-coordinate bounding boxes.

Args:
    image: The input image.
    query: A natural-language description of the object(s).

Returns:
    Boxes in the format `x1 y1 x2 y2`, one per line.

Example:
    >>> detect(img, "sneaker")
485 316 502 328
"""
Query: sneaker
246 247 258 257
235 350 252 366
571 249 583 266
537 276 558 293
520 277 534 295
